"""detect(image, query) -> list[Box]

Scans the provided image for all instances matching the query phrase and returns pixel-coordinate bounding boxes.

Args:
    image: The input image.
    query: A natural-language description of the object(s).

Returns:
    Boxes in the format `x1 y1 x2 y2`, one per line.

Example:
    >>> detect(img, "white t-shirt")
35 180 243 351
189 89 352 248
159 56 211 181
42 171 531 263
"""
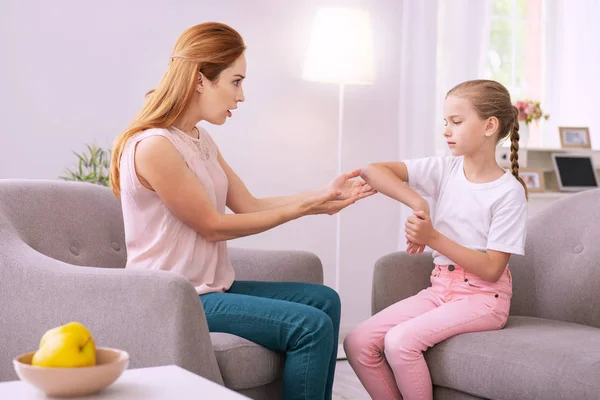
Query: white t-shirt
404 156 527 266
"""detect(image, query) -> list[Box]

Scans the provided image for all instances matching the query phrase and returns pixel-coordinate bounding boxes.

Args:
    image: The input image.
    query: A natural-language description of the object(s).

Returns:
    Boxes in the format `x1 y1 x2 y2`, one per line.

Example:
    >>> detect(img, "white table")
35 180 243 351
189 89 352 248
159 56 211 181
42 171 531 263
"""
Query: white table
0 365 250 399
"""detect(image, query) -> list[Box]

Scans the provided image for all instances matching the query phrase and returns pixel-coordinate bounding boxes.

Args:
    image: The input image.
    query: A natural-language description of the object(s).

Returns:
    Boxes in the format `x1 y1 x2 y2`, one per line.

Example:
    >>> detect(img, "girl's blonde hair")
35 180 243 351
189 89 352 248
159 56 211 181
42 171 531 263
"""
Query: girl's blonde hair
109 22 246 198
447 79 528 199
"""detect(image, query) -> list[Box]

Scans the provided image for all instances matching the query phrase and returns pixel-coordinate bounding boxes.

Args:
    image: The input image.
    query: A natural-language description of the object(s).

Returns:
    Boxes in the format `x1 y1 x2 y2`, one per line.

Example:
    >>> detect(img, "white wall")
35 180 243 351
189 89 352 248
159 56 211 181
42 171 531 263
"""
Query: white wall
0 0 414 335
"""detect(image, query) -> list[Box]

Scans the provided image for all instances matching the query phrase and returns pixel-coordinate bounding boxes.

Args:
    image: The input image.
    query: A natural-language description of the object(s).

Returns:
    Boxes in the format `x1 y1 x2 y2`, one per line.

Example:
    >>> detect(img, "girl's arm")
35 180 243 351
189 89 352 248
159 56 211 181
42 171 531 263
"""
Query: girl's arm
360 163 429 213
406 211 510 282
217 151 373 213
134 136 357 242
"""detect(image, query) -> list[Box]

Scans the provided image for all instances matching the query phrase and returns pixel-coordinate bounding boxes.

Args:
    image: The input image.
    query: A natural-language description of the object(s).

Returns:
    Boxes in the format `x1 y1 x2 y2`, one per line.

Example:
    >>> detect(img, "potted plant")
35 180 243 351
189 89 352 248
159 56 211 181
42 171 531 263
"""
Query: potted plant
60 144 111 187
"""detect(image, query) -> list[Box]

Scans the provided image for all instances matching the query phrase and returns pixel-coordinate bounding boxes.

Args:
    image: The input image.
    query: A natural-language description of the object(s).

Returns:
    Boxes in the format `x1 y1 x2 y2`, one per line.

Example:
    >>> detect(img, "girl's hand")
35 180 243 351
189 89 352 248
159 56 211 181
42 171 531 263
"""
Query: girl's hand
405 205 430 255
405 210 437 248
406 239 426 256
328 169 377 200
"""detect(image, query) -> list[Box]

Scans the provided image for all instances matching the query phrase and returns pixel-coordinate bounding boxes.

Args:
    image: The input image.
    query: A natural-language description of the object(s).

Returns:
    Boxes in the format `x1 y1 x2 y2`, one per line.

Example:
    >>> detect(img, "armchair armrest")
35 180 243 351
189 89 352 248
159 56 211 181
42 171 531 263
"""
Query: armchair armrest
372 252 433 315
0 242 223 385
228 247 323 284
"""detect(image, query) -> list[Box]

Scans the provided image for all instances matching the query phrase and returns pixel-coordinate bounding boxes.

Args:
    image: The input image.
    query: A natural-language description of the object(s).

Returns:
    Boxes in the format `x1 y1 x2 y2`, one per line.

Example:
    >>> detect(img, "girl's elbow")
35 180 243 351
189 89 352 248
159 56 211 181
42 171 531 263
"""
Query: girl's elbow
486 267 506 283
360 164 377 181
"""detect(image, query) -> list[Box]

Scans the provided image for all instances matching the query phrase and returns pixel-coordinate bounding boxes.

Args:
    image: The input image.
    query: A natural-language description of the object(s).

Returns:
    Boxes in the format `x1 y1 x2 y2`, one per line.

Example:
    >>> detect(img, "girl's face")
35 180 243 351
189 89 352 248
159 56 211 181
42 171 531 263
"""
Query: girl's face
443 95 496 157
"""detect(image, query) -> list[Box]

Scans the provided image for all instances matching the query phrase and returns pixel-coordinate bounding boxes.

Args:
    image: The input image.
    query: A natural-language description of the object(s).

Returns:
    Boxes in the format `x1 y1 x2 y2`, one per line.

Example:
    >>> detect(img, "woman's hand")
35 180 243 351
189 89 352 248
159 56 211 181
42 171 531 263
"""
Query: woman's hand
328 169 377 200
299 189 359 216
405 210 438 254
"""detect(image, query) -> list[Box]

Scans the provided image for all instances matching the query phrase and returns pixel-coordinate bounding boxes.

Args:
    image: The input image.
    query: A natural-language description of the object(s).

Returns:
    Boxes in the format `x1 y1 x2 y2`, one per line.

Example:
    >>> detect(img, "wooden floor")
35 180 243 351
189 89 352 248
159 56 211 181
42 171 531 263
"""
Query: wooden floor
332 360 370 399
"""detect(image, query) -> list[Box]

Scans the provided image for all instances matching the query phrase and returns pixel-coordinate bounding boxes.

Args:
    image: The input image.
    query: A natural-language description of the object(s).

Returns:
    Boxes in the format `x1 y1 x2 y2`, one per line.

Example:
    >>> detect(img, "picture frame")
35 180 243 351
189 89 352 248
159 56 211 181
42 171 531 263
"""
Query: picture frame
519 168 545 193
558 127 591 149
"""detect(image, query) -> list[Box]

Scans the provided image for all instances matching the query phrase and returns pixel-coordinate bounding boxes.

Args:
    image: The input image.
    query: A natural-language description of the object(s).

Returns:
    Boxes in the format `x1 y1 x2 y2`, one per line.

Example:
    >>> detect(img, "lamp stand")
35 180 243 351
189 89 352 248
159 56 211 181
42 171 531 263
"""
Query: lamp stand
335 83 347 361
335 83 345 294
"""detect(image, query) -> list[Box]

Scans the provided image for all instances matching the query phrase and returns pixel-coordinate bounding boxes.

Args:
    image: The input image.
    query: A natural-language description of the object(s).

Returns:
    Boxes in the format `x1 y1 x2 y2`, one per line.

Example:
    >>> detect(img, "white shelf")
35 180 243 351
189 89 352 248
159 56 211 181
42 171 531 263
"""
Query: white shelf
529 191 570 198
525 147 598 153
520 148 599 212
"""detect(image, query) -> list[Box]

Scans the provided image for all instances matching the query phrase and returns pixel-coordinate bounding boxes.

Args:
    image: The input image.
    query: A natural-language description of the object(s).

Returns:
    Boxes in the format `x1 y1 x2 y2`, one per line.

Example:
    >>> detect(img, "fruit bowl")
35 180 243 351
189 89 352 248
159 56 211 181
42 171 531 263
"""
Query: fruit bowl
13 347 129 397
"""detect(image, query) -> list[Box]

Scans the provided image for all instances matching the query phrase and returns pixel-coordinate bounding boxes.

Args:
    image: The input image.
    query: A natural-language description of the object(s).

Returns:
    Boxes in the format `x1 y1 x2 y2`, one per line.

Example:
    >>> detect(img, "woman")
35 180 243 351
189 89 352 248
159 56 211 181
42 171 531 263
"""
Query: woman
109 22 374 400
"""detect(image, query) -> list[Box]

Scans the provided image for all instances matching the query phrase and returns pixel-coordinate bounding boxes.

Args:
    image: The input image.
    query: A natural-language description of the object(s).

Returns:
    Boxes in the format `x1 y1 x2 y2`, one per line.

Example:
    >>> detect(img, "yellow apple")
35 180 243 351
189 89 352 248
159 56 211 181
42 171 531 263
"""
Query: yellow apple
38 322 93 349
32 322 96 368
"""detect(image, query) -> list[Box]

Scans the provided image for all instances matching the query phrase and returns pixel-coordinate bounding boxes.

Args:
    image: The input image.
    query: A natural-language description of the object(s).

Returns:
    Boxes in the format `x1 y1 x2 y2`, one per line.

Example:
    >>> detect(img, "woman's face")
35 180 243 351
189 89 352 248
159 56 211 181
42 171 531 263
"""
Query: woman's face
197 53 246 125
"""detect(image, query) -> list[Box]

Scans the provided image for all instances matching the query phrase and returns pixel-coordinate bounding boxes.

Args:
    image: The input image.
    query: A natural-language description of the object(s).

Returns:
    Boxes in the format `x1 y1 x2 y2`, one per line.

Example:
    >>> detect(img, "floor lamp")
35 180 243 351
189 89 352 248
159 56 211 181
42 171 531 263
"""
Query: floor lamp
302 7 376 294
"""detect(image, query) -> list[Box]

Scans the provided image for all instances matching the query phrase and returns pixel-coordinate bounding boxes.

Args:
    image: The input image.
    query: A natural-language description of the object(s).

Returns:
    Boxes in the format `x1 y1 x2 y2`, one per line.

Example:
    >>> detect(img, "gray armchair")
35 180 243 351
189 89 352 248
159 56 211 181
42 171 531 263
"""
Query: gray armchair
372 189 600 399
0 180 324 399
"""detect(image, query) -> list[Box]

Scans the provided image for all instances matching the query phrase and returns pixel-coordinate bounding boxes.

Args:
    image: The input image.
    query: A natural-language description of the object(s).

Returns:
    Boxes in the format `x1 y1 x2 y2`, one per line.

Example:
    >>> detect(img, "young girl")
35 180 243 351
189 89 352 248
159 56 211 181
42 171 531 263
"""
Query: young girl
344 79 528 400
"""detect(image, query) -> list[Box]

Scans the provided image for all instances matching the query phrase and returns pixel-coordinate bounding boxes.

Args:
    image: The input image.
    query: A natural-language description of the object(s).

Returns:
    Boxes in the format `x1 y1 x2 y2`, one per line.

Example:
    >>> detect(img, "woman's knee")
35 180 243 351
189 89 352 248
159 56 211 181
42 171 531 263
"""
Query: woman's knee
311 284 341 317
300 308 335 345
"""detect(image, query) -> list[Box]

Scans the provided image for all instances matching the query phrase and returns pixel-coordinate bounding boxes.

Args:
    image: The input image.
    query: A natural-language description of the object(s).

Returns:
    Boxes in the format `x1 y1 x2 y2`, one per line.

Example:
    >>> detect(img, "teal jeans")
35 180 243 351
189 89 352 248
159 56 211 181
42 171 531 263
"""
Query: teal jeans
200 281 341 400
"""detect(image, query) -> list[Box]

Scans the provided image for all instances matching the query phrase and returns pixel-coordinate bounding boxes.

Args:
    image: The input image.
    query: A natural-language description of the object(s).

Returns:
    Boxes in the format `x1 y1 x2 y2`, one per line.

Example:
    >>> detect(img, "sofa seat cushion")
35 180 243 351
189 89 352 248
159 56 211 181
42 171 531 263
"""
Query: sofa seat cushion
425 316 600 399
210 332 283 390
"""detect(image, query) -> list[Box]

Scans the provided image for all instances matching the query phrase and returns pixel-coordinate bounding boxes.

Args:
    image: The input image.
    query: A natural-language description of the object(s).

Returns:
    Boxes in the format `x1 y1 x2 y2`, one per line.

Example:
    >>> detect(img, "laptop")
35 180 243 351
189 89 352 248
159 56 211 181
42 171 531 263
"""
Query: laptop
551 153 598 192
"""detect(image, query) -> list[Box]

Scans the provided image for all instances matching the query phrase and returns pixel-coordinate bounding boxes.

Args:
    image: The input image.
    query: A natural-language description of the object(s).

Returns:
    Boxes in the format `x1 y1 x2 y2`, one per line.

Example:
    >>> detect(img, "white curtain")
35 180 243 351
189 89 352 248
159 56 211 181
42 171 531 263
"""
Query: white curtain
435 0 493 155
396 0 440 249
437 0 494 91
544 0 600 149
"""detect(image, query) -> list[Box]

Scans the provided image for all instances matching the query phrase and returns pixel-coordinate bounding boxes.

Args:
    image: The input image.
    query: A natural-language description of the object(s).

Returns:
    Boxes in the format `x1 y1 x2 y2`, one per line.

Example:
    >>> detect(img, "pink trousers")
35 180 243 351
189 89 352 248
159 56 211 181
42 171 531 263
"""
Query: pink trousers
344 264 512 400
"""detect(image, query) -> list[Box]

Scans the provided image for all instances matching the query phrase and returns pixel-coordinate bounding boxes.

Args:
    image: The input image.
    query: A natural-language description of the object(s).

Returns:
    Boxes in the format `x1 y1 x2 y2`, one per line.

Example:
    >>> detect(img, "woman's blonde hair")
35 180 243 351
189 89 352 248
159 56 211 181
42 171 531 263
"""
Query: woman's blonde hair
447 79 528 199
109 22 246 198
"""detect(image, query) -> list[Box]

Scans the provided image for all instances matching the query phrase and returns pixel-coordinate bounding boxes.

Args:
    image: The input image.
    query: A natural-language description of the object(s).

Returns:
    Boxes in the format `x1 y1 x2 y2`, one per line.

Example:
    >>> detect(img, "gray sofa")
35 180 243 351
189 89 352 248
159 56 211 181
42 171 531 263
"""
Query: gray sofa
0 179 325 399
372 188 600 399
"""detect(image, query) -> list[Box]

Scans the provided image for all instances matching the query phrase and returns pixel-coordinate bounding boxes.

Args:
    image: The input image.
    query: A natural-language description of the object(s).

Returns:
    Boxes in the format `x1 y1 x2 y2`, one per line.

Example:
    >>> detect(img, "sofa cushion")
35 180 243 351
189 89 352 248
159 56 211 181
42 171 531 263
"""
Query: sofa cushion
210 332 283 390
425 316 600 399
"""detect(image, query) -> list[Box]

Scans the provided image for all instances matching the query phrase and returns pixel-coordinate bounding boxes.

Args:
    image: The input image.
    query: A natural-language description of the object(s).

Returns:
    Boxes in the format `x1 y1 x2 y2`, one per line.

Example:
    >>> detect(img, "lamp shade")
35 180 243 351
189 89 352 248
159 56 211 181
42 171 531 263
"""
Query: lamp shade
303 7 376 85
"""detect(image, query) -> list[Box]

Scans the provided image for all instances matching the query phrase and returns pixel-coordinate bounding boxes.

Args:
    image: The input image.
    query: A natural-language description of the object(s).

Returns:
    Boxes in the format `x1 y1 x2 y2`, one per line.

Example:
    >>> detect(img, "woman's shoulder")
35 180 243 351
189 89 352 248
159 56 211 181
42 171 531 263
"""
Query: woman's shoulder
130 128 172 144
124 129 185 164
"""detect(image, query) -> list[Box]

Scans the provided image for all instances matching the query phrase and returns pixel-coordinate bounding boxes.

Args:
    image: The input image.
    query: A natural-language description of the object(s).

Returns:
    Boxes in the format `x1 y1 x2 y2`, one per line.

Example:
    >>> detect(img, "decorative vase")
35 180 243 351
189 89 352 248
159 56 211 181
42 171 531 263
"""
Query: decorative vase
519 121 530 148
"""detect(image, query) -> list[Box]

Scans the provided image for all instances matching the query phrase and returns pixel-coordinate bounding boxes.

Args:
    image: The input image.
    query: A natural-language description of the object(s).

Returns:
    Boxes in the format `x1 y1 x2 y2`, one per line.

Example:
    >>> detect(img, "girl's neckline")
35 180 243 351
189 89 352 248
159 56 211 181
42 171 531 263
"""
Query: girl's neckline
458 157 511 190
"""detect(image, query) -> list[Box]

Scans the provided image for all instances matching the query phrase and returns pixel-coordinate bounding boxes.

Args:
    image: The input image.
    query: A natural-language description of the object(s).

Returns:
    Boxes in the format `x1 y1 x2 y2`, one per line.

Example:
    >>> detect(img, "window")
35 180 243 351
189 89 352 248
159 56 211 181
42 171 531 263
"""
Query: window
434 0 547 155
486 0 545 99
486 0 546 146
